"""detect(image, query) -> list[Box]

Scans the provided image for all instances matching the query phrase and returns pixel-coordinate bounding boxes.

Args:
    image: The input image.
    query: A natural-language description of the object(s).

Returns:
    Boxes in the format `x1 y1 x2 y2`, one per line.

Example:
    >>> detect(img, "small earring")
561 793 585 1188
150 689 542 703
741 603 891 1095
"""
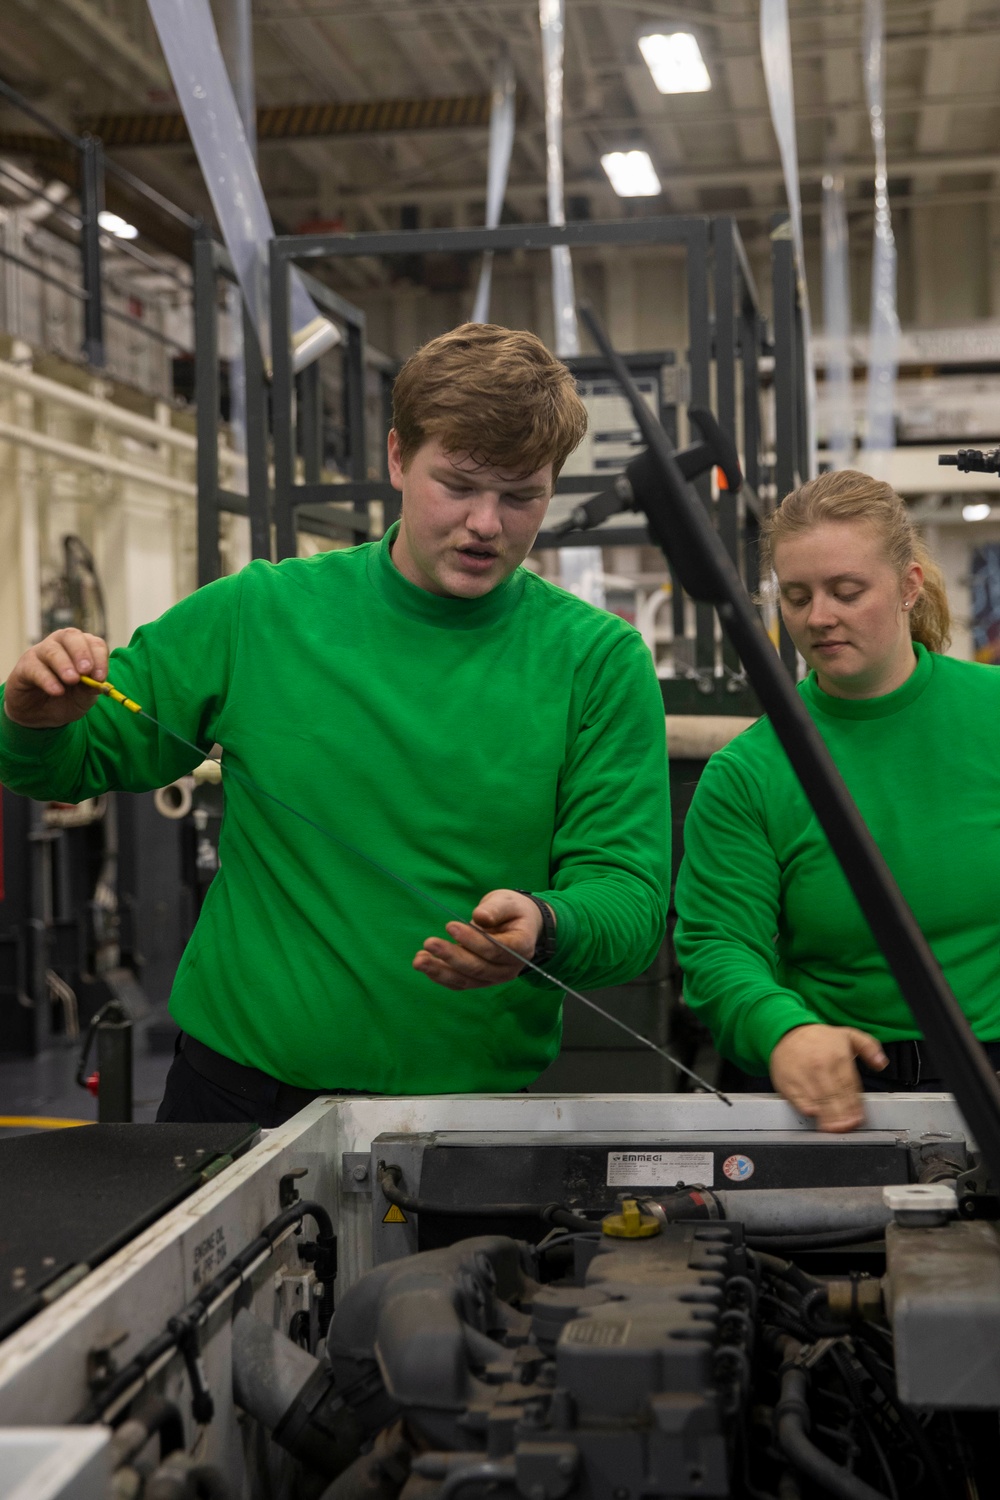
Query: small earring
903 601 911 609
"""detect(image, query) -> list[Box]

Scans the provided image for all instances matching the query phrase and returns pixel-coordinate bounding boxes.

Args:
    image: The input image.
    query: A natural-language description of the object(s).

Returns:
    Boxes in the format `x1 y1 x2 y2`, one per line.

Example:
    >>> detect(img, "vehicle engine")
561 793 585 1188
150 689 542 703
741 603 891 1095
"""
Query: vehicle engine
233 1182 997 1500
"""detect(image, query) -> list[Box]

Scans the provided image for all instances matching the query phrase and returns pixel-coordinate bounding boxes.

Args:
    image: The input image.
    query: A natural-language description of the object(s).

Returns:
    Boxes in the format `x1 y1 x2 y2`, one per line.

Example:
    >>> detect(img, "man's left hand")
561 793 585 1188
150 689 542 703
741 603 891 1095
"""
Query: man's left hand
413 889 545 990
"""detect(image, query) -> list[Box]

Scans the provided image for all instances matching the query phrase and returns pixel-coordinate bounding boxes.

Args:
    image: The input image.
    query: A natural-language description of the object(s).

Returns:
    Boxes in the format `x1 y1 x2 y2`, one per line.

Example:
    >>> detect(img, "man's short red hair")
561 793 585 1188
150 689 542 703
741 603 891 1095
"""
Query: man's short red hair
392 322 588 480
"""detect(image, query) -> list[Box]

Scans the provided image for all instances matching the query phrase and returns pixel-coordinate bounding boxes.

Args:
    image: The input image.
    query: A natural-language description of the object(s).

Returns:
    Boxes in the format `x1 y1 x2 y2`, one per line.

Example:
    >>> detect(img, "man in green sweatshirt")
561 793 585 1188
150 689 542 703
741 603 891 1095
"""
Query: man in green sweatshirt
0 324 670 1124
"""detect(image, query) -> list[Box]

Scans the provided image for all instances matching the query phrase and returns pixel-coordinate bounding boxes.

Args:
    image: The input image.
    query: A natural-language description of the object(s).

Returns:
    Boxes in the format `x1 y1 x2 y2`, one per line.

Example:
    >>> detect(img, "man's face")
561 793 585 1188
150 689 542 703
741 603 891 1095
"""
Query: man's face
387 431 553 599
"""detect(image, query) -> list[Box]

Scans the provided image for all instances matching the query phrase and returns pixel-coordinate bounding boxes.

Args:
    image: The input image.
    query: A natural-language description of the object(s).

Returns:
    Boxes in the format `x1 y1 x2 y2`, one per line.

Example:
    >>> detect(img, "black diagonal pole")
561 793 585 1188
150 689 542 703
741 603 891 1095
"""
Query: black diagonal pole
577 301 1000 1185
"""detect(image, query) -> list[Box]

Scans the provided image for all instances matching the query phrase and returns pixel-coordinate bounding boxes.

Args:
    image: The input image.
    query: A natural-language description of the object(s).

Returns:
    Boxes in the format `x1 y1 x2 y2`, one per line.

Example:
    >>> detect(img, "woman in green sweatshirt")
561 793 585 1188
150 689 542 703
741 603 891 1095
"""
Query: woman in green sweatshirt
674 468 1000 1131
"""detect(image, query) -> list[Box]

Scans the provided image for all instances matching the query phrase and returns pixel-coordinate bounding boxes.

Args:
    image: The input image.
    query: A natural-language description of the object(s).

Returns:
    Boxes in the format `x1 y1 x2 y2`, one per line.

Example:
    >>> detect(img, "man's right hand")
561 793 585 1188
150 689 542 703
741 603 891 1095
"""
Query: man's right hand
3 629 110 729
769 1022 889 1132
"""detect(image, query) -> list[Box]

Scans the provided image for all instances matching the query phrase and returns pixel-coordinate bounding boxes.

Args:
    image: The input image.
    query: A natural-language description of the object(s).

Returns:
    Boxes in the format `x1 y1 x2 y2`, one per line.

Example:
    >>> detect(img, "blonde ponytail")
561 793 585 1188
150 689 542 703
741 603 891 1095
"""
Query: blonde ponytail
909 537 950 653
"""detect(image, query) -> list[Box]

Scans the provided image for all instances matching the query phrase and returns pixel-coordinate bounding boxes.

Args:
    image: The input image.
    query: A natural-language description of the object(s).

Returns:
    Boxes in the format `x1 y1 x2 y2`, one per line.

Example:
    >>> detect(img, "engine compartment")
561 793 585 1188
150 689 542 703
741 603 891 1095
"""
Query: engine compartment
0 1096 994 1500
229 1123 999 1500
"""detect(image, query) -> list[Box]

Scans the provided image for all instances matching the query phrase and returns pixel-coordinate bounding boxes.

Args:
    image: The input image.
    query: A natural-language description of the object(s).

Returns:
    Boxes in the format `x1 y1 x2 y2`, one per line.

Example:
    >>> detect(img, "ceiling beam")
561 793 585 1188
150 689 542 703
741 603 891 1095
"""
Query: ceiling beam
80 95 500 147
4 88 992 161
310 147 1000 208
253 0 941 25
564 89 1000 136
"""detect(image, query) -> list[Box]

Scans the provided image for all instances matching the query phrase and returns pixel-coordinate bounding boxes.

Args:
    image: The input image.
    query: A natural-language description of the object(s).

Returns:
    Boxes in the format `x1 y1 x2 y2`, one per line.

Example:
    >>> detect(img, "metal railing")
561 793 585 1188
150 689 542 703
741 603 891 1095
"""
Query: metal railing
0 75 201 385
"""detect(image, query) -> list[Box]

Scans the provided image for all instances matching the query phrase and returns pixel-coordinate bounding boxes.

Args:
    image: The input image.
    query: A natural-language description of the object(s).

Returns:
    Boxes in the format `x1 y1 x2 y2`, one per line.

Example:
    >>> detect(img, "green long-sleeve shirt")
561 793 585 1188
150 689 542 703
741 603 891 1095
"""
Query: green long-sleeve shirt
674 644 1000 1076
0 526 670 1092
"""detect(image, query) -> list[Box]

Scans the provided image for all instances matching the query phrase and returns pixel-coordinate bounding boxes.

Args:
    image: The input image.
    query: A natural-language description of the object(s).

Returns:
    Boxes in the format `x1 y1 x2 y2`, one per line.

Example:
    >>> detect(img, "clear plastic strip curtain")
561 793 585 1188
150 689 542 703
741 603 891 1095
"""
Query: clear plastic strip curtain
223 0 256 495
146 0 338 369
471 52 517 325
539 0 580 357
862 0 900 452
822 170 854 468
760 0 817 479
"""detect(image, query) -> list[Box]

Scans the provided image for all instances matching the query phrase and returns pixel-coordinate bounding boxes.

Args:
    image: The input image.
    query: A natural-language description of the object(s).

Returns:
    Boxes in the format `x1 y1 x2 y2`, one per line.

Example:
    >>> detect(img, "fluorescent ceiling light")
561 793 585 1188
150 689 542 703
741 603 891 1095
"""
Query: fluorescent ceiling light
963 502 992 522
601 150 662 198
98 210 139 240
638 32 711 94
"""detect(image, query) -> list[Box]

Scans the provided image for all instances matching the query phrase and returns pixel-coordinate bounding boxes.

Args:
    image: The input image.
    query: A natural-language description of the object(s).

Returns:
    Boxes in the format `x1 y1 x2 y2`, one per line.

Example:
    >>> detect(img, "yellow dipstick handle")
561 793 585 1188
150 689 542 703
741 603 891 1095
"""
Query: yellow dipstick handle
79 674 142 714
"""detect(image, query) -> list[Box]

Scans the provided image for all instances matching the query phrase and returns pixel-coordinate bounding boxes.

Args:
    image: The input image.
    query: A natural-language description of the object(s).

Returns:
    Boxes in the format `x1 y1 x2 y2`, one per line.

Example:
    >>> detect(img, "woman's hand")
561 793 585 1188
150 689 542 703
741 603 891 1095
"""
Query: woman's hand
769 1023 888 1132
3 629 109 729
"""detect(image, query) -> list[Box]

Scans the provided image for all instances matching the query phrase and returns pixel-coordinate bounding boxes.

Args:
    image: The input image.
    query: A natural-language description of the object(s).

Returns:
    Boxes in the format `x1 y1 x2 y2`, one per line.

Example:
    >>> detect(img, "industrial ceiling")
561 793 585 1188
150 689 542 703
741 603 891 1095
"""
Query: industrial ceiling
2 0 999 247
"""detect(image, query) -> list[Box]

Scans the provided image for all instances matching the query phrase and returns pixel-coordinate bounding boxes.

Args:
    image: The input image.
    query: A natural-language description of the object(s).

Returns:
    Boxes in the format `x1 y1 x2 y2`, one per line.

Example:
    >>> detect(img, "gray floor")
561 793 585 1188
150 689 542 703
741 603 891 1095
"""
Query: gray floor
0 1007 177 1132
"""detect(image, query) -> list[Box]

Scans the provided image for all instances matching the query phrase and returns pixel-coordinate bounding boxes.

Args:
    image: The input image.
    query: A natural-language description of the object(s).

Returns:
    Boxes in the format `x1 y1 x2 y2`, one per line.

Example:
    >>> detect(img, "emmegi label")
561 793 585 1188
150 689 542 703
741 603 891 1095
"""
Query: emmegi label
606 1151 715 1188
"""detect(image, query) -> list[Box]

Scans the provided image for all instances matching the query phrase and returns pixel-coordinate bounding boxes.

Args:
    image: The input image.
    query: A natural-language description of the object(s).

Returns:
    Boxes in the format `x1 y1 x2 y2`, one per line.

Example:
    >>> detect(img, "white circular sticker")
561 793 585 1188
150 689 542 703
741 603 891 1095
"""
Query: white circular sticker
723 1153 755 1182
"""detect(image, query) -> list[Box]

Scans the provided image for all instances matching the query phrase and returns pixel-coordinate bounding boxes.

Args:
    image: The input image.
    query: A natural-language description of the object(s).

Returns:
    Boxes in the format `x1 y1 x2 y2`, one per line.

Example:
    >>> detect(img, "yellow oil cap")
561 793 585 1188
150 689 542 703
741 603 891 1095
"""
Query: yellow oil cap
601 1198 661 1238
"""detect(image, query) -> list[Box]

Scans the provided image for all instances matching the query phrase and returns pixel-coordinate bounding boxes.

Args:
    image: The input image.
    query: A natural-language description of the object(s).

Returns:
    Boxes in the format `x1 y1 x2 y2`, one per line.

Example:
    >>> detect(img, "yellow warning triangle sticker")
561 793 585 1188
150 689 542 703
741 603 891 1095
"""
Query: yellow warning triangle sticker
382 1203 408 1224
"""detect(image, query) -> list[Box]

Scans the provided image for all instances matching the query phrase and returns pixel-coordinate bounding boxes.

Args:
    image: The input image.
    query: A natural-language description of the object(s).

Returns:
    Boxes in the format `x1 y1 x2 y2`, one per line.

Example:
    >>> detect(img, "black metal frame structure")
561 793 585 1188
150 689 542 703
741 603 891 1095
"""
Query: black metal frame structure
194 236 271 588
267 220 715 534
771 220 811 675
270 257 373 560
257 214 784 714
192 237 380 585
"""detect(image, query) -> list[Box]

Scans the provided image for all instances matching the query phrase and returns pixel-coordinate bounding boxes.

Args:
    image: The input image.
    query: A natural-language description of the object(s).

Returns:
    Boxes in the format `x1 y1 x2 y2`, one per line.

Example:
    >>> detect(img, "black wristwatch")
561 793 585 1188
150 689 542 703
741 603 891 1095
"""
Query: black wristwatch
515 891 557 965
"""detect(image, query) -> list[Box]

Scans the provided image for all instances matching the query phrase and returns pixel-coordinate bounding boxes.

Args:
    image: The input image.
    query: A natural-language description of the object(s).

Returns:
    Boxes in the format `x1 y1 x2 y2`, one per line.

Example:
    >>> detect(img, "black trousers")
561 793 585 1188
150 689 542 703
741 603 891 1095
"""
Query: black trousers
723 1037 1000 1096
156 1035 367 1128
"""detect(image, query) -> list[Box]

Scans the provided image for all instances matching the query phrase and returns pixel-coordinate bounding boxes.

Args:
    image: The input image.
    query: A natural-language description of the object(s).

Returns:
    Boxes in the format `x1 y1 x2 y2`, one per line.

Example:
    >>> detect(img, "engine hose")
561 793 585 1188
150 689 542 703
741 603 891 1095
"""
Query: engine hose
715 1186 891 1237
800 1286 851 1337
825 1342 898 1500
748 1225 886 1252
108 1397 184 1469
376 1163 594 1231
776 1343 889 1500
850 1336 953 1497
74 1199 335 1426
752 1251 824 1294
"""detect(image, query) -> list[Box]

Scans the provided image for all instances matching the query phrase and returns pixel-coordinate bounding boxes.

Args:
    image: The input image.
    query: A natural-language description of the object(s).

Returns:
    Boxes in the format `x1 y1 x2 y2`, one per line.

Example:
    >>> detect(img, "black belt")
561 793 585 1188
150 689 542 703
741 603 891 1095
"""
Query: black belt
179 1034 369 1111
863 1037 1000 1087
869 1039 929 1087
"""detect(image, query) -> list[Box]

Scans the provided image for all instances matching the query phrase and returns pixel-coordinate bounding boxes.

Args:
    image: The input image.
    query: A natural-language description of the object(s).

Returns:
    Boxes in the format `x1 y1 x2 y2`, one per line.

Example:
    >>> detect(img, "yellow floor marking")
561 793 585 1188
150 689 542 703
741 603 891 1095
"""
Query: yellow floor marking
0 1116 92 1130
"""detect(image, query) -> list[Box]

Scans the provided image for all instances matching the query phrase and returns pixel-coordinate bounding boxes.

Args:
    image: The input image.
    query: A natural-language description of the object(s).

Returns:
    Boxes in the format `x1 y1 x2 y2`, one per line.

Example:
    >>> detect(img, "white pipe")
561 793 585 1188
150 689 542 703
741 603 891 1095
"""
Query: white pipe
637 586 672 660
862 0 900 453
227 0 257 162
822 170 854 468
760 0 817 479
471 50 517 325
0 419 196 497
539 0 580 357
0 359 243 469
154 778 194 820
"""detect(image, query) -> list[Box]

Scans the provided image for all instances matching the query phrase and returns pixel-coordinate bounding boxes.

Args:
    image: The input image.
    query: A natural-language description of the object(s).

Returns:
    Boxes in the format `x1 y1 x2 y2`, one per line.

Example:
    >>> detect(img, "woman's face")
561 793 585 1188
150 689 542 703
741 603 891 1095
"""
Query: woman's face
773 520 923 698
